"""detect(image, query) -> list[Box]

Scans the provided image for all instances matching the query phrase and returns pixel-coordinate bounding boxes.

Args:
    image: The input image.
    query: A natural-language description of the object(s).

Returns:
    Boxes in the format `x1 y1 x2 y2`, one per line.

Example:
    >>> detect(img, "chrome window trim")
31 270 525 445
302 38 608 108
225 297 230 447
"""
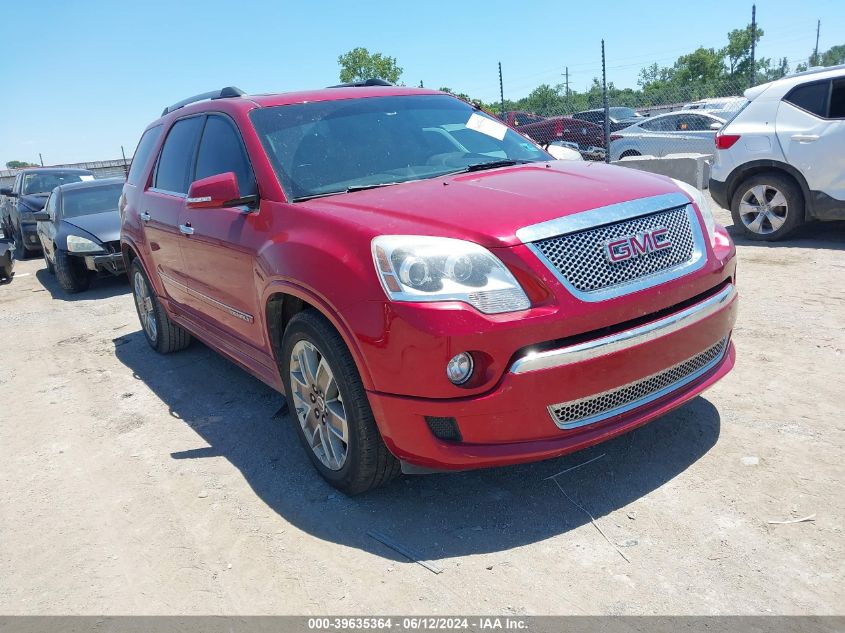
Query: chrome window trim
547 336 730 430
510 283 735 374
518 193 707 302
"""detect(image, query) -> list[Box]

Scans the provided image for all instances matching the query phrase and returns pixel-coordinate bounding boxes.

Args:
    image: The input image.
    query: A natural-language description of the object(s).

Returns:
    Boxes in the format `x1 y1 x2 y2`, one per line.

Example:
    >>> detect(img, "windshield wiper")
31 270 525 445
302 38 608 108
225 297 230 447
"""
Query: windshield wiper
293 181 407 202
463 159 533 173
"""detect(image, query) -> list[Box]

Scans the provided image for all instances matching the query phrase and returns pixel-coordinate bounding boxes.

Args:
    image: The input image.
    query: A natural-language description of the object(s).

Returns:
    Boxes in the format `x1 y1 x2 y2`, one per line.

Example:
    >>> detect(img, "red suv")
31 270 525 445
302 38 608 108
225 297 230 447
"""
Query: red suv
121 84 738 494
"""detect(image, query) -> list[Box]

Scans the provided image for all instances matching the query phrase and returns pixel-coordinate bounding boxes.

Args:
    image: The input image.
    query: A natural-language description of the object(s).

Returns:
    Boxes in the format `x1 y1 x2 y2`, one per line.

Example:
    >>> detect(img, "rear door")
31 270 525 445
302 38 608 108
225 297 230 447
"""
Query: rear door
178 114 265 351
777 77 845 201
144 115 204 305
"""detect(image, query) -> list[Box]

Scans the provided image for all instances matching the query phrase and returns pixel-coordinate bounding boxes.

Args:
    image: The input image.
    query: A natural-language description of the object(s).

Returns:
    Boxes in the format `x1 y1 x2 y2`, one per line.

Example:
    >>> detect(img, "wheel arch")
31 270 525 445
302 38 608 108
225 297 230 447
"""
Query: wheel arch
264 283 375 392
726 160 811 221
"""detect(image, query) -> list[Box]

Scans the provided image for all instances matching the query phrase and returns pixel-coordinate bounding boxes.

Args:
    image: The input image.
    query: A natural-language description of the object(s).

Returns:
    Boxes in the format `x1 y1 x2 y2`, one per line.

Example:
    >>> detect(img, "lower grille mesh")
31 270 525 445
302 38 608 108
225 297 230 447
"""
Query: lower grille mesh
549 337 729 429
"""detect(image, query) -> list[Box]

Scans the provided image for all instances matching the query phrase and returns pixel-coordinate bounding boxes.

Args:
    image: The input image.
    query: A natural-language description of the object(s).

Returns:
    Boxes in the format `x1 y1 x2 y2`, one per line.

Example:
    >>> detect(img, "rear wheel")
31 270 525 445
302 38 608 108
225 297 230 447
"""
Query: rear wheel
130 259 191 353
730 172 804 241
54 249 91 293
620 150 641 158
281 310 399 495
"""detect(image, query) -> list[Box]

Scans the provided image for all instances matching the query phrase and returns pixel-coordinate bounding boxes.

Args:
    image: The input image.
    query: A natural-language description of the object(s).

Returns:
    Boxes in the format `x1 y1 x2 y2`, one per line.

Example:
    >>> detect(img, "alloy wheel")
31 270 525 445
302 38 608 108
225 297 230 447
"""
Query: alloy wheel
133 271 158 343
289 340 349 471
739 184 788 235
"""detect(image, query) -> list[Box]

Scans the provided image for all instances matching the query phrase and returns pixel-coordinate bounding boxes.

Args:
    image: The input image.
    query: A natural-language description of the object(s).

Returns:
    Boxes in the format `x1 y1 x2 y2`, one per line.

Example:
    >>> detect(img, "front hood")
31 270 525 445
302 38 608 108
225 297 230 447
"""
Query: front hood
19 193 49 212
300 161 684 248
63 211 121 243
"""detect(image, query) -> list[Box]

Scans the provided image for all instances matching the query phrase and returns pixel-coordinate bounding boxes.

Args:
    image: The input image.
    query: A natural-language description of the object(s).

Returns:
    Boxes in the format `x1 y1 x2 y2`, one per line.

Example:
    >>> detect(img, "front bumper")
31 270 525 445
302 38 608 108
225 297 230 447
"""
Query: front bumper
368 282 738 470
20 222 41 251
83 252 126 275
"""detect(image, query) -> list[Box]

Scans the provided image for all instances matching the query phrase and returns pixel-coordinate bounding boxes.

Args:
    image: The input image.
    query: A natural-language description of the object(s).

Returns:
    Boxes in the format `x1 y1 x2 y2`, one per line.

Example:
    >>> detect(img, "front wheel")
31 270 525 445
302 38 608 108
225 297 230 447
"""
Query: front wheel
54 249 91 293
130 259 191 353
730 172 804 241
13 225 26 260
282 310 399 495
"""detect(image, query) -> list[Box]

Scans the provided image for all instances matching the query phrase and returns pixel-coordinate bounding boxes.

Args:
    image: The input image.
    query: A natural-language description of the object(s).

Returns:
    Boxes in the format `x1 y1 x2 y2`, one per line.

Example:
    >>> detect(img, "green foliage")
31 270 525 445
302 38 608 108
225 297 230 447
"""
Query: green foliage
337 47 403 84
5 160 37 169
821 44 845 66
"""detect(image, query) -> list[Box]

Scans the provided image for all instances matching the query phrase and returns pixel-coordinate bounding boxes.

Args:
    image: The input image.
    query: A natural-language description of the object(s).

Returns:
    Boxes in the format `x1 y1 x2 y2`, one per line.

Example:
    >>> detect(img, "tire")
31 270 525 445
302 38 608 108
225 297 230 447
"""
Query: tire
43 246 55 274
620 150 641 158
13 225 26 260
1 253 12 280
730 172 804 241
130 259 192 353
281 310 400 495
54 249 91 293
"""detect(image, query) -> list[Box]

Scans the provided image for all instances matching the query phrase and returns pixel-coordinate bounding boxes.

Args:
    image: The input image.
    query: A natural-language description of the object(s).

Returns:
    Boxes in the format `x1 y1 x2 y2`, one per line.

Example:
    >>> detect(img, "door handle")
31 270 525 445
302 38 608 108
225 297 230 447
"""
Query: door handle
179 223 194 235
140 211 151 222
791 134 819 142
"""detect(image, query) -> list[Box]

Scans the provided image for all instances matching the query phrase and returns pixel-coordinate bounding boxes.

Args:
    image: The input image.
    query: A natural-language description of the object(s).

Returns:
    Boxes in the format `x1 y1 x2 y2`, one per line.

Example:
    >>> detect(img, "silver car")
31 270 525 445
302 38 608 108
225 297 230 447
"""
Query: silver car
610 111 726 161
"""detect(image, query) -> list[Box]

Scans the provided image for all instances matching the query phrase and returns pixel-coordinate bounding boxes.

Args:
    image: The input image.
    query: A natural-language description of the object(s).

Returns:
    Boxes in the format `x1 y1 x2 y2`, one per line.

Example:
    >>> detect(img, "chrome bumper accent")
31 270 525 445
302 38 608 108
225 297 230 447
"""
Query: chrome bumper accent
510 283 736 375
548 336 730 430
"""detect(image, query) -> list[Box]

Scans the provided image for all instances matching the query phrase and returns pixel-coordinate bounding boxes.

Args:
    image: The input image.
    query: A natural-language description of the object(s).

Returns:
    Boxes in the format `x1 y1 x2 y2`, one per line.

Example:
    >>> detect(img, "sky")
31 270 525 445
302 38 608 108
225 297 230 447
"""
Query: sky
1 0 842 167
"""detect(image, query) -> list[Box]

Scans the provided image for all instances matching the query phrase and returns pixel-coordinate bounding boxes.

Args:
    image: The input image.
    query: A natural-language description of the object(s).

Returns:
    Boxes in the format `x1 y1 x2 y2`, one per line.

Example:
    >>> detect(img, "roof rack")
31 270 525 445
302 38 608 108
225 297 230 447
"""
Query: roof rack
327 78 394 88
161 86 245 117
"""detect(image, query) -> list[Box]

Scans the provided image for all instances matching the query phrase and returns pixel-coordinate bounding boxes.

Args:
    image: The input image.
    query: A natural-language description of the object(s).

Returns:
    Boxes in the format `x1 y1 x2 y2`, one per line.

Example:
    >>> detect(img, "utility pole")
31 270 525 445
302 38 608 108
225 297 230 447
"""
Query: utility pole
39 153 44 167
419 80 424 88
563 66 570 97
813 19 820 65
601 40 610 164
749 4 757 87
121 145 129 176
498 61 505 119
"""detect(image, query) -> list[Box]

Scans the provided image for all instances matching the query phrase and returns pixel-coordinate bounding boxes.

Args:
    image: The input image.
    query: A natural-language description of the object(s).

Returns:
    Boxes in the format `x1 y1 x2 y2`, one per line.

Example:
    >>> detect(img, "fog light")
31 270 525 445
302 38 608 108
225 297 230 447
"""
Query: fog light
446 352 473 385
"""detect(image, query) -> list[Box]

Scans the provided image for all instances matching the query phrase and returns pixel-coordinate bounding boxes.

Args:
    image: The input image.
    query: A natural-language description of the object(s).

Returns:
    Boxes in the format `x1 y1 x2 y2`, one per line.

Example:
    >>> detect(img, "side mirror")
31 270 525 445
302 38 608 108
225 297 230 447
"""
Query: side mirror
709 122 722 130
33 211 50 222
186 172 241 209
0 188 14 196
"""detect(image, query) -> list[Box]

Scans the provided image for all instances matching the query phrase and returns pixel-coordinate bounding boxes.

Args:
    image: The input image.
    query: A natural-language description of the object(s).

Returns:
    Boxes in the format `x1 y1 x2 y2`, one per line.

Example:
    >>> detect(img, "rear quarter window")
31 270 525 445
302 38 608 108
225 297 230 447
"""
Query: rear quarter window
783 80 830 118
128 125 164 186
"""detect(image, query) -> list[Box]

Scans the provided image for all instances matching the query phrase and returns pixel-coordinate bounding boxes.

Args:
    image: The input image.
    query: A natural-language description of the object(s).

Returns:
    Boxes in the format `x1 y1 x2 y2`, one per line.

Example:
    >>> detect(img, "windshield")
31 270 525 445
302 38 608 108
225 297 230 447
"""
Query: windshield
23 172 92 195
249 95 550 201
61 184 123 219
609 107 641 120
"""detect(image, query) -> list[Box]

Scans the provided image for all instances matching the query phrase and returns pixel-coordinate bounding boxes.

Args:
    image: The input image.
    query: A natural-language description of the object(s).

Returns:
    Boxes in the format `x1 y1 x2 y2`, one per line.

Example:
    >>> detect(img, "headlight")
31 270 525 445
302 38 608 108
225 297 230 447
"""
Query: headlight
672 178 716 242
372 235 530 314
66 235 104 253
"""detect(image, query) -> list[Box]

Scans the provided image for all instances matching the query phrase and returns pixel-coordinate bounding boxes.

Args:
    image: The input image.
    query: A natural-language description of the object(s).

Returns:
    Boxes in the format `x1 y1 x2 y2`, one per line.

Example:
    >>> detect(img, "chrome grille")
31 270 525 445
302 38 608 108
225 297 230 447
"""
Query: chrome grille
533 206 695 294
549 337 728 430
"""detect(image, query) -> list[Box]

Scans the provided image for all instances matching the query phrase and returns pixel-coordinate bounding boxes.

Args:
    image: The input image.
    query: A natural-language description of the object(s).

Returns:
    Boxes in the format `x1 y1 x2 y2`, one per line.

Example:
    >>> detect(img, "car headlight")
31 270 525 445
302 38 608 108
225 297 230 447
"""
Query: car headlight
66 235 104 253
672 178 716 242
372 235 530 314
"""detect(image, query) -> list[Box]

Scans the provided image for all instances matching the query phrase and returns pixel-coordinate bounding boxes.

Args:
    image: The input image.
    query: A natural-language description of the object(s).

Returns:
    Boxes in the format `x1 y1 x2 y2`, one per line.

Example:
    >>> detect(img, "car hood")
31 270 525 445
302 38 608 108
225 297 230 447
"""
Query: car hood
63 210 121 243
299 161 683 248
19 193 49 211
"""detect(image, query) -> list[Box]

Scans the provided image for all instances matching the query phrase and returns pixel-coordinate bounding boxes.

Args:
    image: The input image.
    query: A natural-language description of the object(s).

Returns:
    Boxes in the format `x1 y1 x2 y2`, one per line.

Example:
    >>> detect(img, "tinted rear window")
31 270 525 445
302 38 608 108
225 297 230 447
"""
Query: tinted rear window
784 80 830 118
830 79 845 119
62 184 124 218
128 125 163 186
154 117 203 194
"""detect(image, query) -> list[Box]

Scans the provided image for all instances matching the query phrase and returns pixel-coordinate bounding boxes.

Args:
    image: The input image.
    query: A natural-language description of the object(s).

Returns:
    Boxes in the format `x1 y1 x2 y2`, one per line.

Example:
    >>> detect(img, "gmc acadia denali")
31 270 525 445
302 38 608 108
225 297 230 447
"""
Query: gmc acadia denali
120 83 738 494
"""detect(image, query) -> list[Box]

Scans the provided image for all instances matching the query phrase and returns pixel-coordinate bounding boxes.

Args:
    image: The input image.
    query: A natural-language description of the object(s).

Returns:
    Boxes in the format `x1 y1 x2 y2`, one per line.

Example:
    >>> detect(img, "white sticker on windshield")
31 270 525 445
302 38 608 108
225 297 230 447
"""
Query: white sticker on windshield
466 113 507 141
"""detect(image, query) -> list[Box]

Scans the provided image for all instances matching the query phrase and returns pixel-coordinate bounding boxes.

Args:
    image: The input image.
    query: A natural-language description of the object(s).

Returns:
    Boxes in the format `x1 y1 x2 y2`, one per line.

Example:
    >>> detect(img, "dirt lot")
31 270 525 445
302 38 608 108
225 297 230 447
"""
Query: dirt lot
1 200 843 615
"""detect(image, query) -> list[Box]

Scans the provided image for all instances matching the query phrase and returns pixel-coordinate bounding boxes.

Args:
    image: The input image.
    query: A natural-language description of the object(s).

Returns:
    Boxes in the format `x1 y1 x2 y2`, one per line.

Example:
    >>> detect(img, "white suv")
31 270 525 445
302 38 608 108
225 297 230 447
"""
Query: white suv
709 65 845 240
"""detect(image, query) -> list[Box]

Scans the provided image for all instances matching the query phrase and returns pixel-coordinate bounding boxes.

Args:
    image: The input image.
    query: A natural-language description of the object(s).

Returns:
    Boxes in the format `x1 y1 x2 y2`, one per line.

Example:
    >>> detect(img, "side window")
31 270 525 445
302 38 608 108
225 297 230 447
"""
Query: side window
784 80 831 118
153 117 204 195
128 125 164 186
640 117 665 131
194 115 257 197
829 79 845 119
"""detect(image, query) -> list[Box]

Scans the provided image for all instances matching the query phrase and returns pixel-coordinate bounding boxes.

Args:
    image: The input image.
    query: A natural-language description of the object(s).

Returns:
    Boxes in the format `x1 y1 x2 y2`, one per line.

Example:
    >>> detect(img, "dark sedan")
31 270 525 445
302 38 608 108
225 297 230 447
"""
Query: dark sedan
35 178 125 293
0 168 95 259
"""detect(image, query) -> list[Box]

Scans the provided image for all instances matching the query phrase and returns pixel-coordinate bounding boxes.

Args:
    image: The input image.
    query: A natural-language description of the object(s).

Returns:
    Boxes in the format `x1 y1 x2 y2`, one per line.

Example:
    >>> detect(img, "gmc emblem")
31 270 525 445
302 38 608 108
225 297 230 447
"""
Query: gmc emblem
604 227 671 263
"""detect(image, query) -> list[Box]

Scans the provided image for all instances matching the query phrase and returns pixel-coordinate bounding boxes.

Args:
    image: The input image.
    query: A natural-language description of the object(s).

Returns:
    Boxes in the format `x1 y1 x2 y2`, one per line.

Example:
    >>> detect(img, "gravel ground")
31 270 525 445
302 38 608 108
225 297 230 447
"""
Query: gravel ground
1 199 843 615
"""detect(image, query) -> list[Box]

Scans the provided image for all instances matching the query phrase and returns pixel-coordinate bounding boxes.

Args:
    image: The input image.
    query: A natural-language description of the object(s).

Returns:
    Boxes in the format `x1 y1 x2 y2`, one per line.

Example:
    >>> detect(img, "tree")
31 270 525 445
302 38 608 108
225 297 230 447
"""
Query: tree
337 47 402 84
5 160 37 169
724 24 764 77
821 44 845 66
